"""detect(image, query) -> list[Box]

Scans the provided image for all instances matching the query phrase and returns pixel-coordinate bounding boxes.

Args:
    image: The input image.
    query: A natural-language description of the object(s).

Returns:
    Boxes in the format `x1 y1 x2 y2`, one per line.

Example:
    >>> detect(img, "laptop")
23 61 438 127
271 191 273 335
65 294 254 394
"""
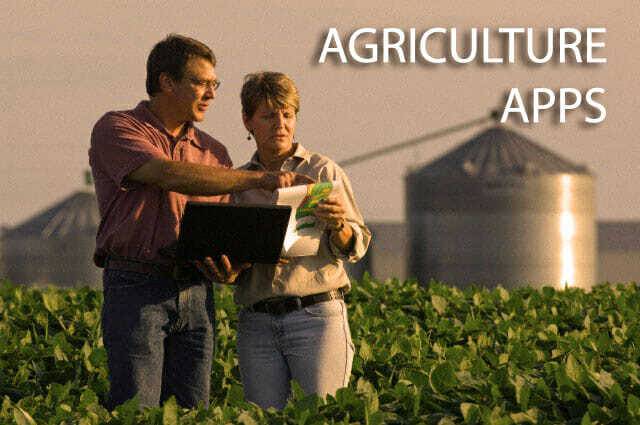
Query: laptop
177 201 291 264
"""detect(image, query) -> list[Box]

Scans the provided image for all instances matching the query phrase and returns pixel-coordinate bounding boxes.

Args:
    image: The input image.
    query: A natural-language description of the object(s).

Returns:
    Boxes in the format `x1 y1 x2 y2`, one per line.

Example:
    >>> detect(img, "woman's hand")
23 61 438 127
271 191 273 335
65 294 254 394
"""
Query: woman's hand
314 196 346 230
314 196 354 253
193 255 251 284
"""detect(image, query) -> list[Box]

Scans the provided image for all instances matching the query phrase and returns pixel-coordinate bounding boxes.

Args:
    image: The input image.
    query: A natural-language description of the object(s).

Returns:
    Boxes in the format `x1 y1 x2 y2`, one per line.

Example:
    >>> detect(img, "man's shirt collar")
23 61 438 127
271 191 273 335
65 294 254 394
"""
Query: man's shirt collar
134 101 198 145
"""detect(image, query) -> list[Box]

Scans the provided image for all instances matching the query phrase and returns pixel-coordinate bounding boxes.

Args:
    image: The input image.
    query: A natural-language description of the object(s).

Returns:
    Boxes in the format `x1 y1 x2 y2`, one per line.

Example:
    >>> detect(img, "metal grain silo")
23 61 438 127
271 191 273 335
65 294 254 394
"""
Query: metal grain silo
2 190 102 287
406 126 595 289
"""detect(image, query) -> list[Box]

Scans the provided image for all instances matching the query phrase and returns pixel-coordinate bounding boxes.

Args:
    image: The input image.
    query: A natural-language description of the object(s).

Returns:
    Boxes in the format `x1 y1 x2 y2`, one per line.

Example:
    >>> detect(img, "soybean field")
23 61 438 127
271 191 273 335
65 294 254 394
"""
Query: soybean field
1 277 639 424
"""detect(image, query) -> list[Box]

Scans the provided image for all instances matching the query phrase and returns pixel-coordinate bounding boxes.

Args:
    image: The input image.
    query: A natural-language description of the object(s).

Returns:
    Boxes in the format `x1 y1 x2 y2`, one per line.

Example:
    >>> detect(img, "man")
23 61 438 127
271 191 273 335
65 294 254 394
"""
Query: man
89 34 310 410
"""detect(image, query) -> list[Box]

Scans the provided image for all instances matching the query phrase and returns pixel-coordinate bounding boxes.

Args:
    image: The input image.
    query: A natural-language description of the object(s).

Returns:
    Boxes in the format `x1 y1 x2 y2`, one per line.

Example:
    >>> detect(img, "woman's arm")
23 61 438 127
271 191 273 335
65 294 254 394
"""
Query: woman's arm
315 197 355 253
314 164 371 261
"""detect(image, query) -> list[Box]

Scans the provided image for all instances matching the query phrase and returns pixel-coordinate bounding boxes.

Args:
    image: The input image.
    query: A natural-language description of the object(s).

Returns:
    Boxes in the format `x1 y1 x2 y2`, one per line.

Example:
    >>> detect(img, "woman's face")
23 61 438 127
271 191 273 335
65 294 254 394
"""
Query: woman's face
244 100 297 164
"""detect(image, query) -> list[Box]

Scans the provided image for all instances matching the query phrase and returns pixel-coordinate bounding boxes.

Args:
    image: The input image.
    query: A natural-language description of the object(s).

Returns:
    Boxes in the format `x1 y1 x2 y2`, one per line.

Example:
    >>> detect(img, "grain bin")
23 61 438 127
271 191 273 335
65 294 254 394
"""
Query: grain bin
405 126 595 289
2 191 101 287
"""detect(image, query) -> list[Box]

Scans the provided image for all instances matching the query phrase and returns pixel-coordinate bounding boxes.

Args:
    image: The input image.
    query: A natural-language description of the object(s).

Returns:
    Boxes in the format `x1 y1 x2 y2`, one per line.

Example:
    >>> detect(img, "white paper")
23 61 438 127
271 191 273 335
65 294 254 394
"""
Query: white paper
274 180 343 257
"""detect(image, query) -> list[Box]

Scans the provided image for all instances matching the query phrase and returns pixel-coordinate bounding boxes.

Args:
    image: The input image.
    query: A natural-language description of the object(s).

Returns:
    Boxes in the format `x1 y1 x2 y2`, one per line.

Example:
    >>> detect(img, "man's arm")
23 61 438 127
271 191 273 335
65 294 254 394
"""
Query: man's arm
128 158 312 194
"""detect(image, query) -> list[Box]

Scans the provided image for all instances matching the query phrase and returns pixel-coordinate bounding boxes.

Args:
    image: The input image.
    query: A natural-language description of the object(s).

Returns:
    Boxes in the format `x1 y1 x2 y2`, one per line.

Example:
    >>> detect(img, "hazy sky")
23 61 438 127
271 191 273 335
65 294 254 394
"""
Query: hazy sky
2 1 638 226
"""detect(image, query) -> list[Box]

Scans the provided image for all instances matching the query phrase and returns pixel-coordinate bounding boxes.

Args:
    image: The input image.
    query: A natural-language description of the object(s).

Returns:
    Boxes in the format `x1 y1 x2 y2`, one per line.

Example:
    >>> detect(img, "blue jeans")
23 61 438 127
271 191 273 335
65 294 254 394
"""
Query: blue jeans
101 269 214 410
237 299 355 409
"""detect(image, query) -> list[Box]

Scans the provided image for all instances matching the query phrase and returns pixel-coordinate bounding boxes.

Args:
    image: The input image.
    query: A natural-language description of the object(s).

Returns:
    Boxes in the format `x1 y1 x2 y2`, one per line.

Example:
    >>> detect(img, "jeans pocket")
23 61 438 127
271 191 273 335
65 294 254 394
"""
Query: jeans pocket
303 300 343 317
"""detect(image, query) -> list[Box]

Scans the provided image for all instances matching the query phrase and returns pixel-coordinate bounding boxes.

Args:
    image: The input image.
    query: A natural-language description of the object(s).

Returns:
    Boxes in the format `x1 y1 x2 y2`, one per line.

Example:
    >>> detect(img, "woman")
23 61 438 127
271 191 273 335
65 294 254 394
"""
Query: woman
230 71 371 409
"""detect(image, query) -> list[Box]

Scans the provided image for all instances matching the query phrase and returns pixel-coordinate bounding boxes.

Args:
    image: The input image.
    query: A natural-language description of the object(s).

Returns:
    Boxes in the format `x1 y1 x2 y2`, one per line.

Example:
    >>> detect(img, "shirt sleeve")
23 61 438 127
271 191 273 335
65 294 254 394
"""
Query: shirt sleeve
89 112 166 189
214 144 233 203
319 161 372 263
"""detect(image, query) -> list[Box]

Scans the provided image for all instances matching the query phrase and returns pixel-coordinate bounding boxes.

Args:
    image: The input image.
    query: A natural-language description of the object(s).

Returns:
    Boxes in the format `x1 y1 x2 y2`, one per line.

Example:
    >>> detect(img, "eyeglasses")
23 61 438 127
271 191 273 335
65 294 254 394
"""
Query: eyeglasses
187 77 221 91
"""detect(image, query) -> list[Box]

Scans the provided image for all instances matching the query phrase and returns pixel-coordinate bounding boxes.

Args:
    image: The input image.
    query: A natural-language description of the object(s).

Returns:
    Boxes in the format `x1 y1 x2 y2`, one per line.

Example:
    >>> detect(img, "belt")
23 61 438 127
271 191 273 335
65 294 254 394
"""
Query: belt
104 256 199 283
246 287 346 315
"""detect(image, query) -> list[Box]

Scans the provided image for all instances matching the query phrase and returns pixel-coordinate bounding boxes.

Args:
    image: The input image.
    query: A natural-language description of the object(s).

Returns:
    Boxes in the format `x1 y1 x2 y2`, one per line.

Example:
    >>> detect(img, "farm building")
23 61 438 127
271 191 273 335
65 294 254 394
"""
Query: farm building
404 125 596 289
346 222 407 282
354 221 639 285
1 190 101 287
597 221 640 283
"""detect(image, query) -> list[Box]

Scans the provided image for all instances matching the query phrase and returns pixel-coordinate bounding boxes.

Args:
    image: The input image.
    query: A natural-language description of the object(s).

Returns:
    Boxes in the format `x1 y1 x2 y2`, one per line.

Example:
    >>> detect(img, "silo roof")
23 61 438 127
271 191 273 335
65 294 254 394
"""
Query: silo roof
4 191 99 238
408 126 590 179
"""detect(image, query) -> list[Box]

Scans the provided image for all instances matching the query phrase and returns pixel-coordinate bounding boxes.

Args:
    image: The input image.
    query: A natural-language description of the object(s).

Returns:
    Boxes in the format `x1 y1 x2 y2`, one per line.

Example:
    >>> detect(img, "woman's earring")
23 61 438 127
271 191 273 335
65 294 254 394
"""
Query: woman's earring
247 132 252 140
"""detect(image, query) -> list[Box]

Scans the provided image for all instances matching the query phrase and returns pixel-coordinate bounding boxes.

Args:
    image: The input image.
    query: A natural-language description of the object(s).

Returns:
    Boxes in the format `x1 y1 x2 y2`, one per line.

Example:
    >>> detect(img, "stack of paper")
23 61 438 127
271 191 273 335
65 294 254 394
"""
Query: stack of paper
274 180 343 257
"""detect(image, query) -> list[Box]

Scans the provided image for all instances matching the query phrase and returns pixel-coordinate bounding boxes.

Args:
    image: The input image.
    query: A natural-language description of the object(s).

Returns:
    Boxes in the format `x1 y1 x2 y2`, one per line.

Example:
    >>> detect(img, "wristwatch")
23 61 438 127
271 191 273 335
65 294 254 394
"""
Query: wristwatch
330 220 345 232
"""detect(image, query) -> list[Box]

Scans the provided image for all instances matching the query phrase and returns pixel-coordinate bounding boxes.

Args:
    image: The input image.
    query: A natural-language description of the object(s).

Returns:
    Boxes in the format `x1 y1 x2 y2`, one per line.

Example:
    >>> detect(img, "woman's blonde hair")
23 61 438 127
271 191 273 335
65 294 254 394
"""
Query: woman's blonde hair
241 72 300 119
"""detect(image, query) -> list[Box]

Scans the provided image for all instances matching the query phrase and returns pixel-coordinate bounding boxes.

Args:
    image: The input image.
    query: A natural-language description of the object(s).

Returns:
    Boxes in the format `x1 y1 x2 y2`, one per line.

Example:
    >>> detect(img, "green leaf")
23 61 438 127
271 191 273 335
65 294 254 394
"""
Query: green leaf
291 380 306 401
565 354 583 384
19 331 32 346
589 370 616 393
356 378 379 413
334 386 359 409
389 341 401 358
460 402 481 423
429 361 458 393
237 411 258 425
162 396 178 425
587 402 612 422
403 369 429 388
114 396 139 425
487 406 512 425
513 376 530 410
629 394 640 416
610 383 625 406
368 411 386 425
79 388 99 409
359 339 373 361
496 286 509 301
42 291 61 313
431 295 448 315
226 383 245 406
551 349 563 359
53 344 68 361
510 408 538 423
13 406 37 425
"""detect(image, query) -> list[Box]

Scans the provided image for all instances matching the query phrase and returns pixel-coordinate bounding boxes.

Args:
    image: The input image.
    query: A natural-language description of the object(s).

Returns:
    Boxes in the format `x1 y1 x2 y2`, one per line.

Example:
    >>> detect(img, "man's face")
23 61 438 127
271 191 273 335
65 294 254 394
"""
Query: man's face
170 57 218 123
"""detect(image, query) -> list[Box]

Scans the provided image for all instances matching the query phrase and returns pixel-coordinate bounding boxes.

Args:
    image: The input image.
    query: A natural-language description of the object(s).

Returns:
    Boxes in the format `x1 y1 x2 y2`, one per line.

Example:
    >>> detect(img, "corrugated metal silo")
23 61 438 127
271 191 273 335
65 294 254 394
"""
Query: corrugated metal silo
2 190 101 287
405 126 596 289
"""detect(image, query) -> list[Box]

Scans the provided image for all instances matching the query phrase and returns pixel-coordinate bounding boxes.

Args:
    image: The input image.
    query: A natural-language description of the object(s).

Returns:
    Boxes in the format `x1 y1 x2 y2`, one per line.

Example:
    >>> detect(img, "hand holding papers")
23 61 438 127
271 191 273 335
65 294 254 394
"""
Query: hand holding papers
274 180 345 257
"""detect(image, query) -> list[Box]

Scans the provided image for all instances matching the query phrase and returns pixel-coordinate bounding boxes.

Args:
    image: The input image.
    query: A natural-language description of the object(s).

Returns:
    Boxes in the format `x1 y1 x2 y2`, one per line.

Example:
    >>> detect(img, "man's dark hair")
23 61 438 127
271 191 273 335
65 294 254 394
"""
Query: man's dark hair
146 34 216 96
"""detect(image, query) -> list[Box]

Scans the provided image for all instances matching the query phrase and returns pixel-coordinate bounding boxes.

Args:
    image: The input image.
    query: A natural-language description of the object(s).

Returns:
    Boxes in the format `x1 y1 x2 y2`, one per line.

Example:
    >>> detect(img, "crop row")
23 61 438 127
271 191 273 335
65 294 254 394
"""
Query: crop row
1 277 639 424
